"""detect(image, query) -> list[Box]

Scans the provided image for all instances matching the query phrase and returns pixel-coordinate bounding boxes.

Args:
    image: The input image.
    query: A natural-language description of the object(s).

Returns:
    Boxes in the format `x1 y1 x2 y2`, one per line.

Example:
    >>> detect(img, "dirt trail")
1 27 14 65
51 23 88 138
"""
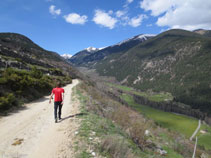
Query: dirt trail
190 119 201 141
0 79 79 158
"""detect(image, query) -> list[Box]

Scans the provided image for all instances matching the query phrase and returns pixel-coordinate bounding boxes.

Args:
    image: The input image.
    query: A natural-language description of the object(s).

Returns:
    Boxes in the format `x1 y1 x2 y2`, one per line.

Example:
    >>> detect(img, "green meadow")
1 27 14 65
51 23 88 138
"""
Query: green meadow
197 125 211 150
121 93 198 137
107 83 173 102
107 83 211 151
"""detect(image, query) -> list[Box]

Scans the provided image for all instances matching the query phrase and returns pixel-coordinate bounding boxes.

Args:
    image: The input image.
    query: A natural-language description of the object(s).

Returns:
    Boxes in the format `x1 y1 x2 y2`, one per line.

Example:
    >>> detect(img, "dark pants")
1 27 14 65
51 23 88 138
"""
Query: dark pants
54 101 62 119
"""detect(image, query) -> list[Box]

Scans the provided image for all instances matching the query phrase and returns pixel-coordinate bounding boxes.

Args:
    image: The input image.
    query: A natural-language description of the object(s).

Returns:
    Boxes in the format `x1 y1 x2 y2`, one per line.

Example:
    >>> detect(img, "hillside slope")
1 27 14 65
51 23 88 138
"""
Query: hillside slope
0 33 81 112
94 29 211 115
0 33 78 78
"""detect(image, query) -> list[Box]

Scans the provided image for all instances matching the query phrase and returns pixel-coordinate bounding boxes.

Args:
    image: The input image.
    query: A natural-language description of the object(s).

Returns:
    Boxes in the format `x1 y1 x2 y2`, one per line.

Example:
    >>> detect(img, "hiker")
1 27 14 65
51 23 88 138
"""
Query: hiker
49 82 65 123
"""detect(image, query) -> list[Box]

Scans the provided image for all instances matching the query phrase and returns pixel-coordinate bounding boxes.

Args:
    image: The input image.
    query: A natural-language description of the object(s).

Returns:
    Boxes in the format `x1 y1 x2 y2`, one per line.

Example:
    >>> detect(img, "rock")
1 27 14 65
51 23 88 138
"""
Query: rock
201 153 209 158
91 152 96 156
157 149 167 155
145 130 150 136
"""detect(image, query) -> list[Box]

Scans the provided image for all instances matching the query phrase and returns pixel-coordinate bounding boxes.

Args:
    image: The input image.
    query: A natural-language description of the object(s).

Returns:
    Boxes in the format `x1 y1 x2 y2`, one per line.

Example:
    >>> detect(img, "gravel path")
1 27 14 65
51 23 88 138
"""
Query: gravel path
0 79 79 158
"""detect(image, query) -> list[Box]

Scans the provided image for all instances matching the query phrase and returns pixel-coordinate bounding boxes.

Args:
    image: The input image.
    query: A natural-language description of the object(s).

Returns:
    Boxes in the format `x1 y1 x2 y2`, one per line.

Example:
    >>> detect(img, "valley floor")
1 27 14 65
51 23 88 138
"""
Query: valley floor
0 80 80 158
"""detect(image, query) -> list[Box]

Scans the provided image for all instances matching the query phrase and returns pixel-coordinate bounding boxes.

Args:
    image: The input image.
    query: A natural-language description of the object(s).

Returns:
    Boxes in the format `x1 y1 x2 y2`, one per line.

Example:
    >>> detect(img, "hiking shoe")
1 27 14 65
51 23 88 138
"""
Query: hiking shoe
59 117 61 120
55 118 58 123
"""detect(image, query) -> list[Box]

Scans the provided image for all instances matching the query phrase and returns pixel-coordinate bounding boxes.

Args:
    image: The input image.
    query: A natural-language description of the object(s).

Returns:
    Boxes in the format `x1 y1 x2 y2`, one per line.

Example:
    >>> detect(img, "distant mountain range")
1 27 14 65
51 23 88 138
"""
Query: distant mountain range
69 34 155 67
69 29 211 116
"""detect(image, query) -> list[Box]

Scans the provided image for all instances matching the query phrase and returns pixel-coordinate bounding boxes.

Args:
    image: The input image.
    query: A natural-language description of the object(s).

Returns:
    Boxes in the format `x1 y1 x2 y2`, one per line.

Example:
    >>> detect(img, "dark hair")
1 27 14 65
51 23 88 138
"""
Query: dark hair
56 82 61 87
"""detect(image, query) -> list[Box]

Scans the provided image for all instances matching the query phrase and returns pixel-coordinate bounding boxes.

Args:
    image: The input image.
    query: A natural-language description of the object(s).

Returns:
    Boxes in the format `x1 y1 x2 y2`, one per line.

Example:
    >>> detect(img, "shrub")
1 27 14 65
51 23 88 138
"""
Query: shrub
0 93 17 110
30 66 43 79
0 67 72 112
100 135 134 158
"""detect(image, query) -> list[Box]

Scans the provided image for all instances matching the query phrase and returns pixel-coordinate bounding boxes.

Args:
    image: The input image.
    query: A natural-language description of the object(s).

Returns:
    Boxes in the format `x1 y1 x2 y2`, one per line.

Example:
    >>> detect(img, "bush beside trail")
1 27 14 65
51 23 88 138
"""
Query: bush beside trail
0 67 72 113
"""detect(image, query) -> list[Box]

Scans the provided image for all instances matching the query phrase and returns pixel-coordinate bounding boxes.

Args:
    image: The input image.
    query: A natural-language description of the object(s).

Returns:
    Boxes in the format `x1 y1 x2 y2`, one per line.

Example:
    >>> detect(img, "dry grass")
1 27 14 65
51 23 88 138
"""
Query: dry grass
78 82 151 151
100 135 134 158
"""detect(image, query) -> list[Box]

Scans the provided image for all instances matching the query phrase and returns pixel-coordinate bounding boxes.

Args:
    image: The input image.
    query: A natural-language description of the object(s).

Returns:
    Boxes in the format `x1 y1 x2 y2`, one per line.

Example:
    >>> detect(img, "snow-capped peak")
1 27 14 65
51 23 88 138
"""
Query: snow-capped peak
61 54 73 59
86 47 99 53
135 34 155 40
116 34 156 46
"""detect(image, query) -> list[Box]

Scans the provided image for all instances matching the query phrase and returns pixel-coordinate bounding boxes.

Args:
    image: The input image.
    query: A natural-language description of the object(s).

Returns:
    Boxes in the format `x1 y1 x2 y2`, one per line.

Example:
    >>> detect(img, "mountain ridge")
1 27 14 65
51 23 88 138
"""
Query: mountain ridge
69 34 155 67
69 29 211 119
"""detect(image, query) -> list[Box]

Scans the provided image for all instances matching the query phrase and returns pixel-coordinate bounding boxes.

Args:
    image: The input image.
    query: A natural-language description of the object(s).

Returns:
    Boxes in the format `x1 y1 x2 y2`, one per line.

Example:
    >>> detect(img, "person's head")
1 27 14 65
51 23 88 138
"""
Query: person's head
56 82 61 88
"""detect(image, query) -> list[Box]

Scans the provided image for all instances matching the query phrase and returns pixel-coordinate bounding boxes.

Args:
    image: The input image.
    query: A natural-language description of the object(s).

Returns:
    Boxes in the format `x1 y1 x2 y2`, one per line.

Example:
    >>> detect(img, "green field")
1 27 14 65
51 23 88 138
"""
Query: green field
121 93 211 151
197 125 211 150
107 83 173 102
108 83 211 151
121 93 198 137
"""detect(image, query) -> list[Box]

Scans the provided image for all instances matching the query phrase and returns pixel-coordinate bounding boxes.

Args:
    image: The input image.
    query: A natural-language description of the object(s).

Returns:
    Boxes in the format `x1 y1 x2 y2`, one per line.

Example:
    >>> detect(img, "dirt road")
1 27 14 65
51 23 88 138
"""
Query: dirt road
0 79 79 158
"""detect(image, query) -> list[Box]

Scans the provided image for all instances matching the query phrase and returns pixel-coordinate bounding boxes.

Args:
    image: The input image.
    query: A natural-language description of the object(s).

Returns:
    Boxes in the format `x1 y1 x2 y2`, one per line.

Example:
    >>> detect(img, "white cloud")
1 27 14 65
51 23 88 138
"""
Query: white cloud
140 0 211 30
93 10 117 29
116 10 127 17
49 5 61 16
140 0 176 16
64 13 88 25
128 14 147 27
127 0 134 4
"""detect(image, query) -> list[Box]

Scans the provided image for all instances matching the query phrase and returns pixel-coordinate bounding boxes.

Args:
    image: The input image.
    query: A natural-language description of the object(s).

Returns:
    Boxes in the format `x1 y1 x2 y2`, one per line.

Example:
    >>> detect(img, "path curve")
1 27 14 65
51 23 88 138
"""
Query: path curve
190 119 201 141
0 79 79 158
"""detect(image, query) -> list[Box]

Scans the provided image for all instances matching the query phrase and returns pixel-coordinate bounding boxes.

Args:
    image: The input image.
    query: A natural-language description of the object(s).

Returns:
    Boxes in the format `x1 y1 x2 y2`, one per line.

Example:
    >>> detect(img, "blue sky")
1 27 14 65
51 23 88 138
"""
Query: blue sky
0 0 211 55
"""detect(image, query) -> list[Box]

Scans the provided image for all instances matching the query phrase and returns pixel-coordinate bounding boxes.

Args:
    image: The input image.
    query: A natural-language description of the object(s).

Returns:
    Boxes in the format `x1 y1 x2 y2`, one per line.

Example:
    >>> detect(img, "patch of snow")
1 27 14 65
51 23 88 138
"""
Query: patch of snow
116 34 156 46
99 46 107 50
136 34 155 40
86 47 99 53
61 54 72 59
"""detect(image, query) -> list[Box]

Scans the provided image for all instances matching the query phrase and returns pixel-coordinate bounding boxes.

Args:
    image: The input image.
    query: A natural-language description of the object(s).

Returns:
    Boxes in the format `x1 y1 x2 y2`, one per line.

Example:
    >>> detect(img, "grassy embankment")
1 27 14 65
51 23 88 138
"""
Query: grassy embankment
108 83 211 151
70 82 205 158
71 84 145 158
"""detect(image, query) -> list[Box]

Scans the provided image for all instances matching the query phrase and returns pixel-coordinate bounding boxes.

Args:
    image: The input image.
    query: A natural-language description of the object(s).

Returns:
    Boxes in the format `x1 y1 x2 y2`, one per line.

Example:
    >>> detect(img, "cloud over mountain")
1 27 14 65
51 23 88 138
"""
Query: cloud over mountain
140 0 211 30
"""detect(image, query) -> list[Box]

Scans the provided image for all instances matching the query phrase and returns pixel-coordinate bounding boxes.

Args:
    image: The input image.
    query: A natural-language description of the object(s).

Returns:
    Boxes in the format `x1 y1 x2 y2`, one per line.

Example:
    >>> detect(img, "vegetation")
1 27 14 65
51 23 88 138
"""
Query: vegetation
89 29 211 116
0 67 72 112
107 82 173 102
121 93 198 137
197 125 211 150
70 81 206 157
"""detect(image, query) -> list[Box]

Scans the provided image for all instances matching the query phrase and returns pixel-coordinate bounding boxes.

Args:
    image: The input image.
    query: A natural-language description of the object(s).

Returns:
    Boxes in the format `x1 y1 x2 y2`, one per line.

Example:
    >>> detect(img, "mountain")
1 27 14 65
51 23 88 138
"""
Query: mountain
69 47 101 66
0 32 84 112
70 29 211 116
61 54 73 59
193 29 211 37
0 33 79 78
69 34 155 67
95 29 211 115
